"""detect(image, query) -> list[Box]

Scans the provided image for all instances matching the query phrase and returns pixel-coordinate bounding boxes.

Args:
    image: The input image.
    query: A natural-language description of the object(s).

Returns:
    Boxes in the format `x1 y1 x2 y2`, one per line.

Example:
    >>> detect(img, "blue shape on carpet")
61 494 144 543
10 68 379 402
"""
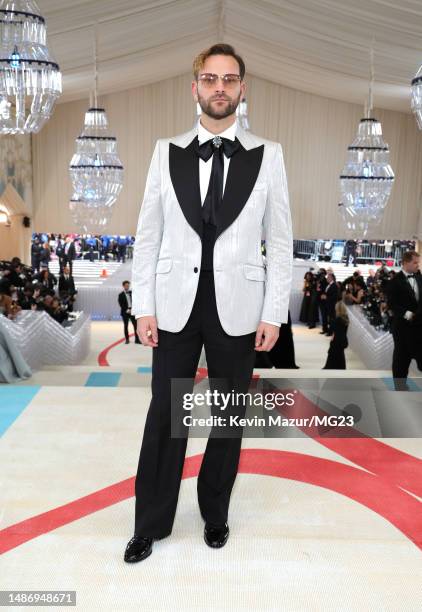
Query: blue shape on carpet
382 377 421 392
85 372 122 387
0 386 41 437
137 367 152 374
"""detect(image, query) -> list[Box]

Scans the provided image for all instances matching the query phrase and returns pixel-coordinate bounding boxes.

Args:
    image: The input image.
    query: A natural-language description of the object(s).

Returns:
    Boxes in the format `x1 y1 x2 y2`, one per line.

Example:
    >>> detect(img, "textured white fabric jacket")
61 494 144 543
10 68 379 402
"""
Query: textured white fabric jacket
132 124 293 336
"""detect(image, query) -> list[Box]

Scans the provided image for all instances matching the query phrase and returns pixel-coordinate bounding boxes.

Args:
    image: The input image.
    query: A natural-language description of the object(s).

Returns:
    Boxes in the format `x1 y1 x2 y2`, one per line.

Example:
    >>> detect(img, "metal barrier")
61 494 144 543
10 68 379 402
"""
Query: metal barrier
0 310 91 370
293 240 413 265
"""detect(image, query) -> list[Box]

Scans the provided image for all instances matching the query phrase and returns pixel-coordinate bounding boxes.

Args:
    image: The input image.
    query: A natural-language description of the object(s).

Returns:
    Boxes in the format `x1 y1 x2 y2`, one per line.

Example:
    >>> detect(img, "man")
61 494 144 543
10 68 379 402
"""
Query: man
118 281 140 344
84 234 96 262
7 261 26 289
316 268 328 334
62 236 76 275
385 251 422 390
39 243 51 269
58 265 77 313
36 264 57 297
125 43 293 563
366 268 376 289
324 271 338 336
117 236 128 263
101 235 111 261
344 239 357 267
31 237 42 272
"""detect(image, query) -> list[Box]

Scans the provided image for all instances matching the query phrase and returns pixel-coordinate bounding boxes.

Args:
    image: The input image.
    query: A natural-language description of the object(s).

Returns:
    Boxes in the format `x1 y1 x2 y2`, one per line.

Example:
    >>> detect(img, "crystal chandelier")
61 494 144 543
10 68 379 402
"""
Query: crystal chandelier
69 107 124 208
0 0 62 134
69 28 123 230
411 65 422 129
339 47 394 236
69 195 111 233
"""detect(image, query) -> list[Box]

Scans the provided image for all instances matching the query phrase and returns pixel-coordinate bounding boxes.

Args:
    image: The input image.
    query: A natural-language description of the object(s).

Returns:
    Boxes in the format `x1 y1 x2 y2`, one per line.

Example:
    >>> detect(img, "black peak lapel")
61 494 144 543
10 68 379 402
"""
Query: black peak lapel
216 142 264 240
169 137 202 239
398 270 419 300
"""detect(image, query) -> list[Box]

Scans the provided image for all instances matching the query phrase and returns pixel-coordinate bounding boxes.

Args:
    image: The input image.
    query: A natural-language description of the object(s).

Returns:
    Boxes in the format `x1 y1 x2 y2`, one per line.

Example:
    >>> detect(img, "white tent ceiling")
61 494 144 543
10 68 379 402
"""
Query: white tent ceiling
38 0 422 112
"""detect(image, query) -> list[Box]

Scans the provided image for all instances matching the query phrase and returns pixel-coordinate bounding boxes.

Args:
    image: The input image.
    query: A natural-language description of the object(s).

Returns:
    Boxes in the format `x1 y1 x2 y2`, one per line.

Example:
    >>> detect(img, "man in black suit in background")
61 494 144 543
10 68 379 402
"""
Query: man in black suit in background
118 281 141 344
58 265 77 312
324 271 338 336
344 239 357 267
386 250 422 390
316 268 328 334
62 236 76 275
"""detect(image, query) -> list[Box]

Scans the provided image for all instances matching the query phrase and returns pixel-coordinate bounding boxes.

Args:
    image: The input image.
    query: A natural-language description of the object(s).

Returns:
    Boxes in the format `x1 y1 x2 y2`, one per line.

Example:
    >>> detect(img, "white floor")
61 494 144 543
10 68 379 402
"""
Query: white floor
1 321 421 612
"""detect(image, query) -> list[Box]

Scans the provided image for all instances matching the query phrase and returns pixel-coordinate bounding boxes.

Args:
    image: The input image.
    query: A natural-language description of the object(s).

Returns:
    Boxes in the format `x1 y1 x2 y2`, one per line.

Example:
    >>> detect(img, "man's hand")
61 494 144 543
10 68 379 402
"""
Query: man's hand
137 316 159 347
404 311 415 322
255 322 279 352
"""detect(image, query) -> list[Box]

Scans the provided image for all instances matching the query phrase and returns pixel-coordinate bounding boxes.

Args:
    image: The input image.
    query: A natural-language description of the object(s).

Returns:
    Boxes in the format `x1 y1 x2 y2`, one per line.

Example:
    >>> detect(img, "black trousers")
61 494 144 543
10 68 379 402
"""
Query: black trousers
61 256 73 275
392 325 422 385
122 313 138 341
134 270 256 538
319 300 328 332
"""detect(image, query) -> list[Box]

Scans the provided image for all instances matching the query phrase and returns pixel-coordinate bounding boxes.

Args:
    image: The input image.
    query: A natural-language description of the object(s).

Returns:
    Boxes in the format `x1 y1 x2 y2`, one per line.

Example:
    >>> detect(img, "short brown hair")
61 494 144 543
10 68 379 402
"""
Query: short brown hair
193 43 245 80
402 250 420 263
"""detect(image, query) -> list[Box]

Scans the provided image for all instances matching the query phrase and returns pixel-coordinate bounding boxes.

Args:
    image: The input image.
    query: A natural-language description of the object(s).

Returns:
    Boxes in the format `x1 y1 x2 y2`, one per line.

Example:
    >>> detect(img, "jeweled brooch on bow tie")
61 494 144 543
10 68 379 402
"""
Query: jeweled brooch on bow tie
212 135 222 148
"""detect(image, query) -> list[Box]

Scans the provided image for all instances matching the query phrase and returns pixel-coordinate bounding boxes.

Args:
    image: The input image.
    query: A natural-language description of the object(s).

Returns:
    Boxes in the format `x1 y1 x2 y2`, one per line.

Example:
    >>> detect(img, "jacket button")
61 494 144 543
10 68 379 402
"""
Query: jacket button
194 267 198 273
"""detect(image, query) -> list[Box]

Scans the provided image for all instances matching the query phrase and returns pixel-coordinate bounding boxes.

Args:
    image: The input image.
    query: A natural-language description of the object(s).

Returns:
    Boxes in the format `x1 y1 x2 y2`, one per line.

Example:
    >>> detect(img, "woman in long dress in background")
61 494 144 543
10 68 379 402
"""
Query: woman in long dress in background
323 301 349 369
299 271 319 328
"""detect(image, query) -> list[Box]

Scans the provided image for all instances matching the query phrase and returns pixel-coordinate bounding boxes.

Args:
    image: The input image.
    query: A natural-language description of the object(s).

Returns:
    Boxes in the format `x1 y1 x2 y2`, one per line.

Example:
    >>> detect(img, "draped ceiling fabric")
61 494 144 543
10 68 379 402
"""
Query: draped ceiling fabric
32 0 422 237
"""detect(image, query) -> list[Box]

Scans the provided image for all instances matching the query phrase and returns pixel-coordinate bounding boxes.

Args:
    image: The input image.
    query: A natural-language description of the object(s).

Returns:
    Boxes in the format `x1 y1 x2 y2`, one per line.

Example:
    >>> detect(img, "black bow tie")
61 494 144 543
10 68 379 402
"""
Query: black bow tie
192 136 240 227
406 274 415 279
194 136 240 162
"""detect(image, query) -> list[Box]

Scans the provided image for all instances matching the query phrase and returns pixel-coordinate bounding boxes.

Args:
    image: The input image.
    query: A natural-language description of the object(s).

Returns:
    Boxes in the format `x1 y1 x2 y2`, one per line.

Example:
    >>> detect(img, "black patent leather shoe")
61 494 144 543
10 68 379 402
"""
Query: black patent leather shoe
204 522 229 548
124 535 153 563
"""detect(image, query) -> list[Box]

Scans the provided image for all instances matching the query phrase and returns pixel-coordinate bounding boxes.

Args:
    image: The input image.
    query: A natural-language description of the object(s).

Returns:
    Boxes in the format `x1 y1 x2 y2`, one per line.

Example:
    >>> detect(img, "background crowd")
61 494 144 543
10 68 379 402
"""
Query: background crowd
299 265 396 335
30 233 135 271
0 256 77 326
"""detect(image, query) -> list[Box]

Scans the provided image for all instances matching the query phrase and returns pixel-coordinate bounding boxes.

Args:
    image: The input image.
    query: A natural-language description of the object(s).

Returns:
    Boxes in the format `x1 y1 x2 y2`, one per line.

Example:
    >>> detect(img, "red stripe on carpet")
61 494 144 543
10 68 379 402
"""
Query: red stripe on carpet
0 448 421 555
268 387 422 498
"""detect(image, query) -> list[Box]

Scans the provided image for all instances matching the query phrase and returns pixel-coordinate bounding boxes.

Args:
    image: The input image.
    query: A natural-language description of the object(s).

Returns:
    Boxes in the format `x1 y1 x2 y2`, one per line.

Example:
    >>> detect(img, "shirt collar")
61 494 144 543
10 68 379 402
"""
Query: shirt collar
403 269 415 277
197 118 237 145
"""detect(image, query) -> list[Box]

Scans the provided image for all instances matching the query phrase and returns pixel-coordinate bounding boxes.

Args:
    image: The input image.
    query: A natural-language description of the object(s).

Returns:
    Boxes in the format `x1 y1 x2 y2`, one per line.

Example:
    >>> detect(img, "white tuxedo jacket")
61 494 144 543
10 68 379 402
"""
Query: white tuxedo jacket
132 124 293 336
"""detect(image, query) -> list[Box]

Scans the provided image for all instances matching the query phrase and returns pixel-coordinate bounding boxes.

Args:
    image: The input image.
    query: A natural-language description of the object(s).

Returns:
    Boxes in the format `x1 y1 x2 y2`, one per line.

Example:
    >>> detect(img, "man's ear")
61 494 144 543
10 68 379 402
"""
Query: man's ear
191 80 198 102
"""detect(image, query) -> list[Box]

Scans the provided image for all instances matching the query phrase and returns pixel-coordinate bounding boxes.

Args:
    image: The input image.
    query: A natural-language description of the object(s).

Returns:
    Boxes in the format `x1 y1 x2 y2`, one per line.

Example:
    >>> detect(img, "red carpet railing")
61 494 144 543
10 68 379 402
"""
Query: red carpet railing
0 310 91 370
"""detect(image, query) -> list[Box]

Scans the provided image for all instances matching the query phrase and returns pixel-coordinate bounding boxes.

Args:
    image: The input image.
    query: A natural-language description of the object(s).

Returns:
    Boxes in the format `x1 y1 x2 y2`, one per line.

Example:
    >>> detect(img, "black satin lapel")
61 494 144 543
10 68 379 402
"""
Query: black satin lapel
169 138 202 239
399 272 418 301
216 143 264 240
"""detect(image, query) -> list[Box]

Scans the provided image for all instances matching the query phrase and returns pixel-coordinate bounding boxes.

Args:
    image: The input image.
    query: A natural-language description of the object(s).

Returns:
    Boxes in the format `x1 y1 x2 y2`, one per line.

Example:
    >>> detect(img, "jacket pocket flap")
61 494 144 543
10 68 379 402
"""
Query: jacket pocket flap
243 264 266 281
155 258 173 273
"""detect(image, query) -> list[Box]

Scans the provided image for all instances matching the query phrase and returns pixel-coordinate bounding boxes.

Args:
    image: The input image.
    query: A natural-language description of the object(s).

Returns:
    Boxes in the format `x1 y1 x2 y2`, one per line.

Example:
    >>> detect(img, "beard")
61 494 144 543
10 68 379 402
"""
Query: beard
197 91 241 120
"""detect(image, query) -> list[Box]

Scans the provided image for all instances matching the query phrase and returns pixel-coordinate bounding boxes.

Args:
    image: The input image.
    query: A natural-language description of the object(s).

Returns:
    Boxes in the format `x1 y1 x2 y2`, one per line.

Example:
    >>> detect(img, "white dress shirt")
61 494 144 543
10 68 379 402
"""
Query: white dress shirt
197 118 236 204
137 118 280 328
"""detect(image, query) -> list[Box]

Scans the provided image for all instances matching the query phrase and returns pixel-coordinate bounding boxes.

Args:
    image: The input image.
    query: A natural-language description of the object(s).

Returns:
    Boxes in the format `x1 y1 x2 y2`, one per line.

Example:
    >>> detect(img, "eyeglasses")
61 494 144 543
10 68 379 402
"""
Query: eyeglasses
197 73 242 88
